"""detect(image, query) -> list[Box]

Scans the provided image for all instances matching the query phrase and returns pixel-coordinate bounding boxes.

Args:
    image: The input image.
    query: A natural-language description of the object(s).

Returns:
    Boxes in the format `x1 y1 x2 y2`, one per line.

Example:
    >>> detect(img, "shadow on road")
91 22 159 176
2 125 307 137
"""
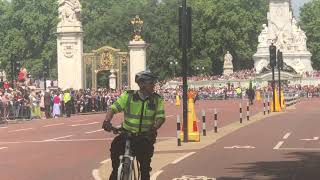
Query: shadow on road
219 152 320 180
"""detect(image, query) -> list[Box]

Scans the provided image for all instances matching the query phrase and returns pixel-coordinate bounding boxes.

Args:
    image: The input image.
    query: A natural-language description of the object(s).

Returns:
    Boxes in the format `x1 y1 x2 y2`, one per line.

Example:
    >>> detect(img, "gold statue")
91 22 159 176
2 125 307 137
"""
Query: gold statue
131 15 143 41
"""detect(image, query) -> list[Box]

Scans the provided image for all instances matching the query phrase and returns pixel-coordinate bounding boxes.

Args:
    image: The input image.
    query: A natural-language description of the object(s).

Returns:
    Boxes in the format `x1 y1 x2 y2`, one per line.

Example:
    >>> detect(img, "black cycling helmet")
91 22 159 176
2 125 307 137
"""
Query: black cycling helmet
135 70 158 84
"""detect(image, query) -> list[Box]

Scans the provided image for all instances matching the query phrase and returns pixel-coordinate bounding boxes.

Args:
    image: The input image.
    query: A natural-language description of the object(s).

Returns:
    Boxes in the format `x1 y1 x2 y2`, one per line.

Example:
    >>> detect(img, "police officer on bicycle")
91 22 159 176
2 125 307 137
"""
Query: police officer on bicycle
102 70 166 180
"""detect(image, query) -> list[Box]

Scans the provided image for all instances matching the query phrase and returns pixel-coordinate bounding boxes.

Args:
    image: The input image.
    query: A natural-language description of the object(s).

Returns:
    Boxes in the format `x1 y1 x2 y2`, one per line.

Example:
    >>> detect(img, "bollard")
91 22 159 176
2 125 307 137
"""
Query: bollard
246 102 250 121
268 94 270 114
177 115 181 146
240 102 243 123
202 109 206 136
214 108 218 133
263 99 266 115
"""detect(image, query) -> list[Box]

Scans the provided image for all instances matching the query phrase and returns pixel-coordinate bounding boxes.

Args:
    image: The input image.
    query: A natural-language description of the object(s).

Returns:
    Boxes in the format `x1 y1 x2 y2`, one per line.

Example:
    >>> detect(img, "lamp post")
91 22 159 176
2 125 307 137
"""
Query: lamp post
170 60 178 78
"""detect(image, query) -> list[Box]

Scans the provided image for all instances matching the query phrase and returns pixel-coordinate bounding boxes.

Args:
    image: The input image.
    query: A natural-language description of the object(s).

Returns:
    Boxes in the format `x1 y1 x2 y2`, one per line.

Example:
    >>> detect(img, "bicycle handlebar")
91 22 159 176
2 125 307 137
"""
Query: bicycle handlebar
109 126 122 135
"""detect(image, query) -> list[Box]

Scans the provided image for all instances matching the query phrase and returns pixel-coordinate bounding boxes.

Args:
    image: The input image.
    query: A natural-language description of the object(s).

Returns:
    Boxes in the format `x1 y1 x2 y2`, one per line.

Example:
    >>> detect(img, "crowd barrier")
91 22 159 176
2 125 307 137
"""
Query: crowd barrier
284 93 300 107
0 101 109 122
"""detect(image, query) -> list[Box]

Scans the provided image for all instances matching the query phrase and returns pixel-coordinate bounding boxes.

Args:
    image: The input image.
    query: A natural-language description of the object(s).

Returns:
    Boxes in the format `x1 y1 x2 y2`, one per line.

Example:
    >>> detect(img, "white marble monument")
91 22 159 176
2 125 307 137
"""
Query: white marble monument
56 0 84 90
128 16 148 90
253 0 313 74
223 51 234 75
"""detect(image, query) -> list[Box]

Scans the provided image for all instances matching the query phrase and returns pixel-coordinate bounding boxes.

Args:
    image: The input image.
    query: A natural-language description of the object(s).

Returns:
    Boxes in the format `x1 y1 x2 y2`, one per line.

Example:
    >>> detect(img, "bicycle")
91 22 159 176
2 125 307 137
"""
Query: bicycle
109 126 141 180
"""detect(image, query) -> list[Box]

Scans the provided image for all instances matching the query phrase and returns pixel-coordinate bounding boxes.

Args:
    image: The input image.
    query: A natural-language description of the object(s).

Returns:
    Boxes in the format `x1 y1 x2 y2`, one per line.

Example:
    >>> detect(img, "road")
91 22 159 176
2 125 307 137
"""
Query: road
0 99 262 180
156 99 320 180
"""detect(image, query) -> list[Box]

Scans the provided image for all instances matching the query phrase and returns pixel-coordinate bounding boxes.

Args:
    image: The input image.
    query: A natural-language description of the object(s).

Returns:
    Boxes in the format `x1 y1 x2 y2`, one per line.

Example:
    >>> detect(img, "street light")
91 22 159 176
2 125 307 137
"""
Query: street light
169 60 178 78
195 66 205 76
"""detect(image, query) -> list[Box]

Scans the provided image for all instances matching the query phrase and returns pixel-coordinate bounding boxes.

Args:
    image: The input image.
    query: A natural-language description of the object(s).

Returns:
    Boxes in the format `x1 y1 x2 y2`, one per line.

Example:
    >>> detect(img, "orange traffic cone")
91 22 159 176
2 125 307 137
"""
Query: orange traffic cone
175 95 181 106
271 89 282 112
256 91 261 101
180 97 200 142
281 90 286 109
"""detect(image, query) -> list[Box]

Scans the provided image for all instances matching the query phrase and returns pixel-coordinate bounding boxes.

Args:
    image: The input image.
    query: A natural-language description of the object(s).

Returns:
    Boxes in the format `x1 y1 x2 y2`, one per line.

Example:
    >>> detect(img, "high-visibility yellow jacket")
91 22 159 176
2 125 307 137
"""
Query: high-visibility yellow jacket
64 92 71 103
110 90 165 133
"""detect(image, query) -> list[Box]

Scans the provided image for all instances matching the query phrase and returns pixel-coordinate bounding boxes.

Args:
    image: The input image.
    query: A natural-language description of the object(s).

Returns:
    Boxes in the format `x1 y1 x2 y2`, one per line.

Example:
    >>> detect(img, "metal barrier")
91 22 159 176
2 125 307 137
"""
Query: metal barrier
284 93 300 107
0 103 32 121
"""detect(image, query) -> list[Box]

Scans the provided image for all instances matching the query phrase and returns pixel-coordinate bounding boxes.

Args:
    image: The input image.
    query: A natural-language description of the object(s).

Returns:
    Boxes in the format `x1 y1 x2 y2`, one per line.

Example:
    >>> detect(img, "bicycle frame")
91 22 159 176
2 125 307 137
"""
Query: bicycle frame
111 127 140 180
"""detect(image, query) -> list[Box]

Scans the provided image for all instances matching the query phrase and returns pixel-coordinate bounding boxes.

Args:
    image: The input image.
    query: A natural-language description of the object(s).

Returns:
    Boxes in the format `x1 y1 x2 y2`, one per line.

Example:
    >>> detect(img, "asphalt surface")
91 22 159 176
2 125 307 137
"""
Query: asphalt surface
0 99 265 180
156 99 320 180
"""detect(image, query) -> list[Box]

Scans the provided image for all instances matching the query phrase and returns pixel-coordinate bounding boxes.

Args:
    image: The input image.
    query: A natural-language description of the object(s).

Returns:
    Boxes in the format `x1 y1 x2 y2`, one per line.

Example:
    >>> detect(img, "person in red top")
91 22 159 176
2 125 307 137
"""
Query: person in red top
3 81 9 90
52 93 61 118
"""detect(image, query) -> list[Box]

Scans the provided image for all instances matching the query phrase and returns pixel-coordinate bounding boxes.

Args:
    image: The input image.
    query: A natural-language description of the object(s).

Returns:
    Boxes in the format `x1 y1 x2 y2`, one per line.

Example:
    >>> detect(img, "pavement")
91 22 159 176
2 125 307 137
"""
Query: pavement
94 104 295 180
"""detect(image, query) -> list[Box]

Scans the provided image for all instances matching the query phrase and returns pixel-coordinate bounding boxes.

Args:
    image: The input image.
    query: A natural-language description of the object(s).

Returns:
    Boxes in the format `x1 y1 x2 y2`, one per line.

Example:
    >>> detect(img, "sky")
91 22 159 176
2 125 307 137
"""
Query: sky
292 0 313 17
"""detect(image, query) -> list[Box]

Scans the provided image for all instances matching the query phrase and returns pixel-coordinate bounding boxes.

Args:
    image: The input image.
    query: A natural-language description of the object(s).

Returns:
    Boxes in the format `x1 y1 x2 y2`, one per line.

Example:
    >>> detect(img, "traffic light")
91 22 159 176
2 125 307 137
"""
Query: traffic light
269 44 277 68
43 61 49 77
277 50 283 70
178 6 192 49
14 61 21 72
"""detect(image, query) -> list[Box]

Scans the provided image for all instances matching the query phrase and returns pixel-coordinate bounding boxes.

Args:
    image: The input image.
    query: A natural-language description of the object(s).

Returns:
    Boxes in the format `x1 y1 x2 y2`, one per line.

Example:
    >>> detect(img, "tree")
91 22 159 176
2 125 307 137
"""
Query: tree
300 0 320 70
0 0 58 79
190 0 267 74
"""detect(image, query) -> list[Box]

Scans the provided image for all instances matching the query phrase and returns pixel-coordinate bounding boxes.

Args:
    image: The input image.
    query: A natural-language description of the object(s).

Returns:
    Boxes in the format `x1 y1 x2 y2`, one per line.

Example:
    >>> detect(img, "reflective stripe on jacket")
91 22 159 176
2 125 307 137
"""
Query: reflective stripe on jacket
110 91 165 133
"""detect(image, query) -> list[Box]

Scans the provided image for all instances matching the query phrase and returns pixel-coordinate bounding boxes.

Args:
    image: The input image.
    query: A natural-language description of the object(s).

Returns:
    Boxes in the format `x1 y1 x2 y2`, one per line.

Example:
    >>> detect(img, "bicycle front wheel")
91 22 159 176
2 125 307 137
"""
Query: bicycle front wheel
119 158 131 180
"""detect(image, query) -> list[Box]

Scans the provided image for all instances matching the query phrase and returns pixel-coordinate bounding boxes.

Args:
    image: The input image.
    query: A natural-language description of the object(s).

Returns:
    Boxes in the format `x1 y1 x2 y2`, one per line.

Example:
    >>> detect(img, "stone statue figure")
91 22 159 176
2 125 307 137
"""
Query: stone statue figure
223 51 234 75
58 0 81 24
224 51 233 65
258 24 268 44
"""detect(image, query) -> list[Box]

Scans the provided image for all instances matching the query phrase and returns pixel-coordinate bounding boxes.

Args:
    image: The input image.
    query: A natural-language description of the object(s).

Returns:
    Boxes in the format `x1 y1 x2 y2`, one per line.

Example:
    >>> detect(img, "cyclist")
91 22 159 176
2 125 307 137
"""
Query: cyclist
102 70 166 180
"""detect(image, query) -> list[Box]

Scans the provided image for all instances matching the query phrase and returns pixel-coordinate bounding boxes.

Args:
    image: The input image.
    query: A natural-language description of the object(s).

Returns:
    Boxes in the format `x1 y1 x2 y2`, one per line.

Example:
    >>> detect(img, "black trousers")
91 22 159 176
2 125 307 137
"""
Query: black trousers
109 134 155 180
65 101 71 117
45 105 51 119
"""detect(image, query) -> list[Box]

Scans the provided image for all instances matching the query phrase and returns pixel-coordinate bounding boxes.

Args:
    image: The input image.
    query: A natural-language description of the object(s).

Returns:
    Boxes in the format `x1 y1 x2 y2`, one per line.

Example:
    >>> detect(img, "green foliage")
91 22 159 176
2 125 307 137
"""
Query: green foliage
0 0 58 80
300 0 320 70
0 0 268 81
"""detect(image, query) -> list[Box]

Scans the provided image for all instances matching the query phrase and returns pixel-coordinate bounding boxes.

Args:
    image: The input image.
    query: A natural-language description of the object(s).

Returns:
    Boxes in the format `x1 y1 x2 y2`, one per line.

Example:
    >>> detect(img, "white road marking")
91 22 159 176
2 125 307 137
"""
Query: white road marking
273 141 284 150
278 147 320 151
0 136 174 145
9 128 33 133
71 122 99 127
72 119 89 123
92 169 102 180
0 127 8 129
171 152 195 164
300 137 319 141
100 158 111 164
283 132 291 139
166 115 174 118
42 123 65 128
85 129 104 134
172 175 216 180
224 145 256 149
151 170 163 180
0 138 114 145
157 136 176 140
44 135 73 141
0 147 8 150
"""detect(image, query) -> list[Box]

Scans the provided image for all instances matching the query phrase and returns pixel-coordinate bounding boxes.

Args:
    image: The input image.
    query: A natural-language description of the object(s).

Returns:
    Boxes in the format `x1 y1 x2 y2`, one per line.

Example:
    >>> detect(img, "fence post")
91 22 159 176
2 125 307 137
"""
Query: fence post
263 98 266 115
267 94 270 114
240 102 243 123
177 115 181 146
214 108 218 133
246 102 250 121
202 109 206 136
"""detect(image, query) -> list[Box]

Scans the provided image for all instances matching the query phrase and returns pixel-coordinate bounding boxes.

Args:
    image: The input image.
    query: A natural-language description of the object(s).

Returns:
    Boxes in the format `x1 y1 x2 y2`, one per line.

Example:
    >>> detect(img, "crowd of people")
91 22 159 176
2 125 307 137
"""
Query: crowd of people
303 71 320 78
1 72 320 123
0 86 121 122
168 69 257 82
